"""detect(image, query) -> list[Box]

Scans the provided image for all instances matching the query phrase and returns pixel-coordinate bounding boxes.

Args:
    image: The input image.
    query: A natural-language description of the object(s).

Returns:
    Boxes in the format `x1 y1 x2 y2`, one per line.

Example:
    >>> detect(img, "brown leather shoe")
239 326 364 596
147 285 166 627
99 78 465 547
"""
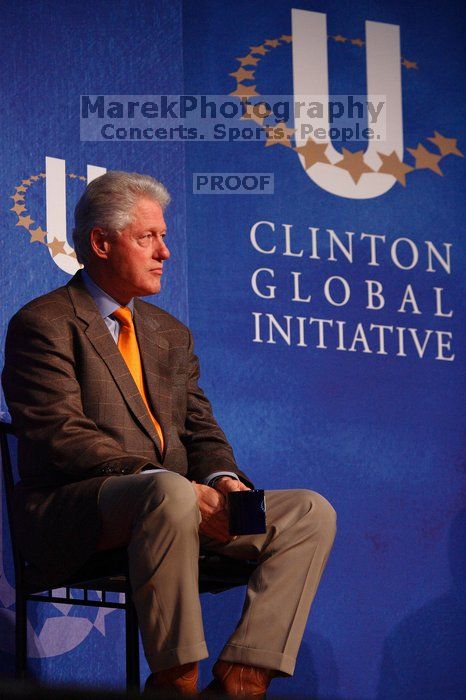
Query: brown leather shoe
145 661 199 695
205 660 274 697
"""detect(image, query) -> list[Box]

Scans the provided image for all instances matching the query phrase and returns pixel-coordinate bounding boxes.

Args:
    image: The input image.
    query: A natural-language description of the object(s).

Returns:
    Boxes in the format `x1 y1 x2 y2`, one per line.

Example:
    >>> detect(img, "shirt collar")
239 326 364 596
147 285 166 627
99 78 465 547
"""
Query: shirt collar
81 269 134 319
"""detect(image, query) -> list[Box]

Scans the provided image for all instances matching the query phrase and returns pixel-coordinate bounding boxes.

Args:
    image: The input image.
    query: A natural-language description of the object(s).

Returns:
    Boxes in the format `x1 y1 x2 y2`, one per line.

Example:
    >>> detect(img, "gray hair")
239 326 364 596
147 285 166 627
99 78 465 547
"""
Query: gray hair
72 171 171 265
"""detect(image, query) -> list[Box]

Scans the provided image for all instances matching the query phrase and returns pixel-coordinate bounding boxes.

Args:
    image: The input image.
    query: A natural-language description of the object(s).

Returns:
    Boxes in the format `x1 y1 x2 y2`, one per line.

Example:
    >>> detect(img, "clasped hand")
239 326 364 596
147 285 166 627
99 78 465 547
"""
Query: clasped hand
192 477 250 543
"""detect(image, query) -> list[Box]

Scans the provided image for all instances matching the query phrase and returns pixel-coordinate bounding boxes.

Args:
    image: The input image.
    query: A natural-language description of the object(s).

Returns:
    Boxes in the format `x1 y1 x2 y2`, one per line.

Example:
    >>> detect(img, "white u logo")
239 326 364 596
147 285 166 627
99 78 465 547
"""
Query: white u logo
45 157 107 274
292 9 403 199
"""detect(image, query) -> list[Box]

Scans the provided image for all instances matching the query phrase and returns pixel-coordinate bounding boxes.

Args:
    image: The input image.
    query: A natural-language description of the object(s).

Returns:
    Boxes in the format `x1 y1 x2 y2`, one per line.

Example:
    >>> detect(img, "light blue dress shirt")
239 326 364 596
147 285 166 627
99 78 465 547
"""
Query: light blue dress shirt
81 270 238 487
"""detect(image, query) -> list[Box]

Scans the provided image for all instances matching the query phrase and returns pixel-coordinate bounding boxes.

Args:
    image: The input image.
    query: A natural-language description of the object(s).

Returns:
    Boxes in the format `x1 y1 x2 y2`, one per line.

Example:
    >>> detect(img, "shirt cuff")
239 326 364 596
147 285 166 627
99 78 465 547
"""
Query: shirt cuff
204 471 240 487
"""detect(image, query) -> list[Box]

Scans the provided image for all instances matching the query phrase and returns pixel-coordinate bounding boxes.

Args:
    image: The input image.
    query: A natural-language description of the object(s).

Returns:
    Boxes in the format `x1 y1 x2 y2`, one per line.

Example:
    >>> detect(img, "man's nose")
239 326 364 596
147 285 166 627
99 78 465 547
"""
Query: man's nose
154 240 170 260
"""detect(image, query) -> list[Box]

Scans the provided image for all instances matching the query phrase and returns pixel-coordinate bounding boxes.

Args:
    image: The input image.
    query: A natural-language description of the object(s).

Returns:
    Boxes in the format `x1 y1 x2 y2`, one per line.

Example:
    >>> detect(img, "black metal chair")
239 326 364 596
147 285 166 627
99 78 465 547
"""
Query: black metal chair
0 421 256 691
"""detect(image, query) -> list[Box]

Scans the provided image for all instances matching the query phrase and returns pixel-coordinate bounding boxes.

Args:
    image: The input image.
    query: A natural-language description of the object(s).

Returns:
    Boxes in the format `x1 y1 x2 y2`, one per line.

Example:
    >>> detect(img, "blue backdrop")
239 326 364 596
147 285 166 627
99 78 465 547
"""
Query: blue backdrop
1 1 464 698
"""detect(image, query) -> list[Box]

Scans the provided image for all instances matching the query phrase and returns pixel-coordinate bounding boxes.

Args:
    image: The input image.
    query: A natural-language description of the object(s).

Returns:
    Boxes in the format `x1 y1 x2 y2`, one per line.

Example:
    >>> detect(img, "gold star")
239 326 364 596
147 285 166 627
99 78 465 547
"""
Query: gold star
16 215 35 229
230 84 259 99
10 202 27 215
280 34 292 43
351 38 364 47
402 58 418 69
229 67 255 81
295 139 330 168
249 45 268 56
335 148 374 183
16 185 27 192
255 102 272 117
29 227 47 243
47 237 66 256
265 122 295 148
264 39 280 48
11 192 25 203
79 176 87 181
407 144 443 175
427 131 463 157
377 151 414 186
30 174 39 181
241 102 268 126
69 173 77 179
21 179 31 186
69 250 77 259
236 54 260 67
333 35 347 43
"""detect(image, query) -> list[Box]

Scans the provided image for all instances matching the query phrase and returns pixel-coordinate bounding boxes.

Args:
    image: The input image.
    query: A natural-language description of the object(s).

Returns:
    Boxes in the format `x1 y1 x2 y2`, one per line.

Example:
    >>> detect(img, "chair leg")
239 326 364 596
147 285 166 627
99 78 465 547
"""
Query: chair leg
125 596 140 691
15 592 28 678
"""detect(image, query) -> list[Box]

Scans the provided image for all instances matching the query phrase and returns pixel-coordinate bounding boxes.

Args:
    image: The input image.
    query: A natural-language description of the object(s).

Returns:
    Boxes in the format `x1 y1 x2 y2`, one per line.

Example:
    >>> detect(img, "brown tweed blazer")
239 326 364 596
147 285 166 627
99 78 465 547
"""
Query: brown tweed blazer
2 271 251 583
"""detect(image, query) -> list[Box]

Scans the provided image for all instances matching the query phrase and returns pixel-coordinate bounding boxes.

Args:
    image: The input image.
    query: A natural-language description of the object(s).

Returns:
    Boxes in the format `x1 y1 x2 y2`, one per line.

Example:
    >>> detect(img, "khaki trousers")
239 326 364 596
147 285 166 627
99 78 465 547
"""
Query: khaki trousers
97 471 336 676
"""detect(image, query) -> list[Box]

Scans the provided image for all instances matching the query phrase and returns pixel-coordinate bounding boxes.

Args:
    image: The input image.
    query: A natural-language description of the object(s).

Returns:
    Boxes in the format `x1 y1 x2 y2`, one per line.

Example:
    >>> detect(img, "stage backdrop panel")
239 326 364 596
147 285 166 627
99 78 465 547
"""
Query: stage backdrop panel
0 0 186 689
183 1 465 698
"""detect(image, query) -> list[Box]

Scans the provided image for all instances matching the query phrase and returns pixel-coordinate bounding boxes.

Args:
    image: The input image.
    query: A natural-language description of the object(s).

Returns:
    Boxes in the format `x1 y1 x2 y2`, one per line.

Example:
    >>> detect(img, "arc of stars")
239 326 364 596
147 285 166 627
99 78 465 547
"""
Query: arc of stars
233 31 420 83
10 171 85 260
225 34 464 192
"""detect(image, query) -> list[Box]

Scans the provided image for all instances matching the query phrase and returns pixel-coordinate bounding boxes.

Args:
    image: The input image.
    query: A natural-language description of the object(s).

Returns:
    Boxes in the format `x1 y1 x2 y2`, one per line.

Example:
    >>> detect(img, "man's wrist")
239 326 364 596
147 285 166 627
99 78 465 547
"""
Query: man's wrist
205 471 240 488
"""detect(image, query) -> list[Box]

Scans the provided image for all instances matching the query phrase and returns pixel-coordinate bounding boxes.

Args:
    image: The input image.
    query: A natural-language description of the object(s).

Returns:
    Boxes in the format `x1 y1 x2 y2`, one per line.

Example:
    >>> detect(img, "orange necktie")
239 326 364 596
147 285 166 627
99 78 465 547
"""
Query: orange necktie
112 306 164 451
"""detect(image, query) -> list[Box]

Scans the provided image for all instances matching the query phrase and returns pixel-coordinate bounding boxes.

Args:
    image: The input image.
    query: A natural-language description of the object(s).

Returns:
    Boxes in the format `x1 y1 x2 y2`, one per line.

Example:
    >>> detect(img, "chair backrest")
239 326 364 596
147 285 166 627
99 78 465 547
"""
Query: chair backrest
0 421 24 585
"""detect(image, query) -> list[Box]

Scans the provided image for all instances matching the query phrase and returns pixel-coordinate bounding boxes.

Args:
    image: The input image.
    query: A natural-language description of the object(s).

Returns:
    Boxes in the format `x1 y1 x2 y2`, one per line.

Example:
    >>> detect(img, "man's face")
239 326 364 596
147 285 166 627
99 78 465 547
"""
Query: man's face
101 197 170 302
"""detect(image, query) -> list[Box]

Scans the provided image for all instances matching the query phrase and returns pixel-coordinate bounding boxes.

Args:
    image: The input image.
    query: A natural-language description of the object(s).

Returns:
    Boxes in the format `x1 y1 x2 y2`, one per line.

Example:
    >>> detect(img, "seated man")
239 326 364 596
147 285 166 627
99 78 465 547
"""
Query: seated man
2 171 336 697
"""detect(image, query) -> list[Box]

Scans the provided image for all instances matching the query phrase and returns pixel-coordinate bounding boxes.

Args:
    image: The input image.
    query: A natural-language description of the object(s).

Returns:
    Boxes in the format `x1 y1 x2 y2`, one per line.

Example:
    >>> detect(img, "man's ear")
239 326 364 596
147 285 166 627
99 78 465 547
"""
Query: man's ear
89 228 110 259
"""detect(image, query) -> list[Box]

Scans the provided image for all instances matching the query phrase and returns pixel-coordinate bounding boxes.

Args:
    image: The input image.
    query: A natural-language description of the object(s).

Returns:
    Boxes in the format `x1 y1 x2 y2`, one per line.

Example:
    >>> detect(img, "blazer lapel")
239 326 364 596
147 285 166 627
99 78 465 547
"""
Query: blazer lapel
67 274 163 458
133 300 172 452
